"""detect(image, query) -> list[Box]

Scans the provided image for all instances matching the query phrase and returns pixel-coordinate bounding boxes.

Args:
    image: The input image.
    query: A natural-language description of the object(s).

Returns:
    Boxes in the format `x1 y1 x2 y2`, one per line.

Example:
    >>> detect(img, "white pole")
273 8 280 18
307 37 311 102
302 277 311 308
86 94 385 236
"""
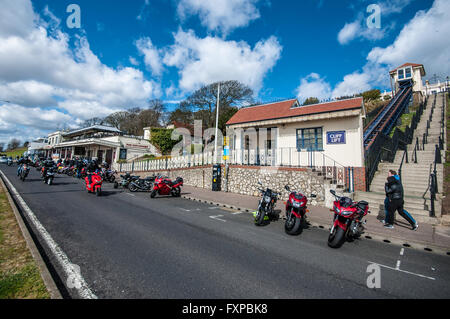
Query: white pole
214 82 220 164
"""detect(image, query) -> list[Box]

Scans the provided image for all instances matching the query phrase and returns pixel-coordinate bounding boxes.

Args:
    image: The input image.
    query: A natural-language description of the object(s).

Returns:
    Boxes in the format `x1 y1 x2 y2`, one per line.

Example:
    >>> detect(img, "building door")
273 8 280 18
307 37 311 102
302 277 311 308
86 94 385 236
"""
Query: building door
97 150 104 163
105 150 113 165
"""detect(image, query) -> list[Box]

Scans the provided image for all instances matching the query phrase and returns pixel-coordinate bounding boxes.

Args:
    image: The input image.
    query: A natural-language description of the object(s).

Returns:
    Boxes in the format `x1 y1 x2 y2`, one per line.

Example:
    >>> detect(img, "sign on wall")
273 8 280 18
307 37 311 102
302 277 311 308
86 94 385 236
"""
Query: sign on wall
326 131 346 144
119 148 127 160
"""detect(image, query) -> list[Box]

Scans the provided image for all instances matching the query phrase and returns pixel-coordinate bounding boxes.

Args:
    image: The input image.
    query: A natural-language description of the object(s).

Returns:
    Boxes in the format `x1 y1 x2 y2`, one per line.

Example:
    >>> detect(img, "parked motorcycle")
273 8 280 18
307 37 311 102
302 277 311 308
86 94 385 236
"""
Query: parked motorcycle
284 185 316 235
113 173 140 189
150 176 183 198
101 168 117 183
254 181 280 226
19 164 30 181
85 172 102 196
128 175 156 192
43 167 56 185
328 190 370 248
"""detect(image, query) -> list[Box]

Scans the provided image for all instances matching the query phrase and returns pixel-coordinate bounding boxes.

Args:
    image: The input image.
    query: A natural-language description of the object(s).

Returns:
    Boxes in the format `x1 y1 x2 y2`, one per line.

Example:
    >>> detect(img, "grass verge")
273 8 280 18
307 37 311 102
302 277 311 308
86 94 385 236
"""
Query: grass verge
4 148 27 159
0 183 50 299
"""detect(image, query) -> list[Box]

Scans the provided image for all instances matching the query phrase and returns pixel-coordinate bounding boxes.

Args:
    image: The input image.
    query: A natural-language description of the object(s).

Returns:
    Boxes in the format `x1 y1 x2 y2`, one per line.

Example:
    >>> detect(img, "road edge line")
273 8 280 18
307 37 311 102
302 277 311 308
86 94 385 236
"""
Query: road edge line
0 169 97 299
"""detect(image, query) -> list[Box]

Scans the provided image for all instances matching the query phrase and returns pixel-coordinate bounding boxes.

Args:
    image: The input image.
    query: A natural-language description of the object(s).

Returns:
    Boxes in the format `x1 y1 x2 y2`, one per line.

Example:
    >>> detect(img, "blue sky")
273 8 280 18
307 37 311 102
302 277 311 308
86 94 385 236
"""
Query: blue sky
0 0 449 144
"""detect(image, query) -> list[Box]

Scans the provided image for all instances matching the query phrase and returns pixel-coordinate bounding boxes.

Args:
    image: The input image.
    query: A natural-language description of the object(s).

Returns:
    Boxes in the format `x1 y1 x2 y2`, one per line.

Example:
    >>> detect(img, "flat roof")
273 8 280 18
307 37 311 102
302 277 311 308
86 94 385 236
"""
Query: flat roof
62 125 122 137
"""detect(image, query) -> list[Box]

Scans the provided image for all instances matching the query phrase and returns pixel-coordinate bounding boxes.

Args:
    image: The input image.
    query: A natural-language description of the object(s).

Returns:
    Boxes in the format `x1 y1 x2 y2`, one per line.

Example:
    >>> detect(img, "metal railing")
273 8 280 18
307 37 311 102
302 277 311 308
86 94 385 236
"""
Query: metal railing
113 147 351 189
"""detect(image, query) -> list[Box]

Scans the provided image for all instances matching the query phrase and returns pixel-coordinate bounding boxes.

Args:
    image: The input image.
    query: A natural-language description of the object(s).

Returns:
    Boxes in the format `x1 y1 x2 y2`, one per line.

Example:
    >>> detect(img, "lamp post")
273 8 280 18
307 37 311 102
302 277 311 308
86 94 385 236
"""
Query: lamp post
214 82 220 164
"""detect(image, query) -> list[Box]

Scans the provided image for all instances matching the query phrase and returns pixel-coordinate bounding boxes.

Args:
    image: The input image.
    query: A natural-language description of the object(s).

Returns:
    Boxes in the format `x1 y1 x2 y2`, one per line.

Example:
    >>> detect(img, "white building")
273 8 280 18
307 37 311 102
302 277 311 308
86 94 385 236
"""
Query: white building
225 97 365 168
42 125 160 164
389 63 426 94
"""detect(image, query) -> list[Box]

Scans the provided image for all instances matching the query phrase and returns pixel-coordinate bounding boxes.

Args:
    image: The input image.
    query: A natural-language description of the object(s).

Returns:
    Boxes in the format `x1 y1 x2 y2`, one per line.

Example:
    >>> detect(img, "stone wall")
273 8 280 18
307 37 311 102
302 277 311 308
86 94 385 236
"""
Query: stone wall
133 164 330 206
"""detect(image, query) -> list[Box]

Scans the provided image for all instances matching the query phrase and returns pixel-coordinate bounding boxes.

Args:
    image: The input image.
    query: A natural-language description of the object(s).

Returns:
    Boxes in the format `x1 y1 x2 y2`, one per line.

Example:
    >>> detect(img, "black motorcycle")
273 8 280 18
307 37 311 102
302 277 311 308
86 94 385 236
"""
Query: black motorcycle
128 175 156 192
19 164 30 181
43 166 56 185
113 172 140 189
254 181 280 226
101 169 117 183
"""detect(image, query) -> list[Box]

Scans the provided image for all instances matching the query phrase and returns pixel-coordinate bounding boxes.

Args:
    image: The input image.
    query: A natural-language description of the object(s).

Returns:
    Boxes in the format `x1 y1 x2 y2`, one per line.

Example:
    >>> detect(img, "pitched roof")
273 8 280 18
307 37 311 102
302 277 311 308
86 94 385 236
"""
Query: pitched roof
226 97 363 126
389 63 424 74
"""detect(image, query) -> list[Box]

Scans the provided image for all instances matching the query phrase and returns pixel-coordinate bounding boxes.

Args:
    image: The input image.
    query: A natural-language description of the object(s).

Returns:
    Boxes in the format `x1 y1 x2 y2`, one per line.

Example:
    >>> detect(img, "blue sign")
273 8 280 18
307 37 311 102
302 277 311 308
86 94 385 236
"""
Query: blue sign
327 131 346 144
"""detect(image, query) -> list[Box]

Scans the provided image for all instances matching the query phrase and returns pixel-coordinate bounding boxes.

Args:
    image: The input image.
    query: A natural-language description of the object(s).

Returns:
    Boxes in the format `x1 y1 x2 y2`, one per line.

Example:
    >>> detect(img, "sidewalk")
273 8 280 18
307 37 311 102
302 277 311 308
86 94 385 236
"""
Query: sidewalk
182 185 450 254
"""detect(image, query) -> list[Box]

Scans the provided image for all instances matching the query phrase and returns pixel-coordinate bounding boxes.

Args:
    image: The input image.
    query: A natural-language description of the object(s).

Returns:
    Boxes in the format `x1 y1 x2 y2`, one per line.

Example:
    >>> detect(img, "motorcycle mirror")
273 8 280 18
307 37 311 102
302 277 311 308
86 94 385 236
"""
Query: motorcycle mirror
284 185 290 191
330 190 336 196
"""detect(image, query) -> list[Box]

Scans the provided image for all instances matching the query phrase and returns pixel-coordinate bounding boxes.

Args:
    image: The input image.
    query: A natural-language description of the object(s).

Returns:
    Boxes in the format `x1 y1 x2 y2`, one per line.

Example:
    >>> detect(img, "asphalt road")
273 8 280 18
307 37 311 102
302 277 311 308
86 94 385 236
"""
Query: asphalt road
1 164 449 299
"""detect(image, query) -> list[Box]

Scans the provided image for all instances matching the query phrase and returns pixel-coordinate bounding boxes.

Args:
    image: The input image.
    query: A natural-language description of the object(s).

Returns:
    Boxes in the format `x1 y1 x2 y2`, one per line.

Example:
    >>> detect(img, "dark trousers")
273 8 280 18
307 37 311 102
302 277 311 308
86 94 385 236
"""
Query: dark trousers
386 198 416 226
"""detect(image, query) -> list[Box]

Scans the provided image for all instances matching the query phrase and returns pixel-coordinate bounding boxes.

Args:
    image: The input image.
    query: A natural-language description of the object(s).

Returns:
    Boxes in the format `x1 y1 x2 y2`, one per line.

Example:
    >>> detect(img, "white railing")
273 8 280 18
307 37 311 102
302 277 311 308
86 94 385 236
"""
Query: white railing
113 147 350 188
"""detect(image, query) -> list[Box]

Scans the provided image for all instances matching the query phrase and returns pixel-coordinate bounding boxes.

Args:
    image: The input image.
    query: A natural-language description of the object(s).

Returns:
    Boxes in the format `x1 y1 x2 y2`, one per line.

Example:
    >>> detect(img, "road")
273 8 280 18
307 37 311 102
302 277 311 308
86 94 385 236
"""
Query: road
1 164 449 299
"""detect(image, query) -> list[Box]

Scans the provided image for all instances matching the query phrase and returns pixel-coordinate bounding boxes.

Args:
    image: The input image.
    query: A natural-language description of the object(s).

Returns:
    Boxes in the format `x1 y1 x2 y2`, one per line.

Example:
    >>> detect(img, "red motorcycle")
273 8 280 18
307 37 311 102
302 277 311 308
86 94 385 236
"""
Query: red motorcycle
284 185 316 235
85 171 102 196
150 176 183 198
328 190 369 248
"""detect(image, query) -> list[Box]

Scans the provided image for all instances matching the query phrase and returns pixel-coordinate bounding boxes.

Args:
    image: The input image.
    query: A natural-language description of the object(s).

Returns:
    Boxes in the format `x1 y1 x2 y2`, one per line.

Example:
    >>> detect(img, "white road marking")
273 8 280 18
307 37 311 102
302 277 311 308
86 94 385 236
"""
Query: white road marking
400 248 405 256
368 261 436 281
232 211 243 215
395 260 401 270
208 206 220 209
125 193 136 197
209 215 227 222
0 169 98 299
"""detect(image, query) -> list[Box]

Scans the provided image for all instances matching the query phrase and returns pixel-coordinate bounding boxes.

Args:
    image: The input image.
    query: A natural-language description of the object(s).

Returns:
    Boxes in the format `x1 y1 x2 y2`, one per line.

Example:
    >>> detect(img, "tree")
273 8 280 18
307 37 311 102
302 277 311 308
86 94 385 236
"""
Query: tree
81 117 104 127
149 128 182 155
303 97 320 106
7 138 21 150
23 141 29 148
180 80 254 130
0 143 4 153
361 89 381 102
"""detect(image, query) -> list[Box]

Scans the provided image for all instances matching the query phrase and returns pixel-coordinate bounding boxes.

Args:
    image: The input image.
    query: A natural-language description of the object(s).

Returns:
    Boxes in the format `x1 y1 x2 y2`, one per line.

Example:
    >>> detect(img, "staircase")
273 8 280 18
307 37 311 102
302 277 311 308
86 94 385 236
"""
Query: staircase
355 92 446 225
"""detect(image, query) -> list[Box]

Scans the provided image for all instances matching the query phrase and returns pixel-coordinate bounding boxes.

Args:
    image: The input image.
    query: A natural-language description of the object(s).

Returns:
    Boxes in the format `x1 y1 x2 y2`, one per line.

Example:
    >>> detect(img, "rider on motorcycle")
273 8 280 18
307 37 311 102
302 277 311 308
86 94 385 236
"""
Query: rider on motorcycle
17 156 31 176
42 158 55 177
86 159 100 184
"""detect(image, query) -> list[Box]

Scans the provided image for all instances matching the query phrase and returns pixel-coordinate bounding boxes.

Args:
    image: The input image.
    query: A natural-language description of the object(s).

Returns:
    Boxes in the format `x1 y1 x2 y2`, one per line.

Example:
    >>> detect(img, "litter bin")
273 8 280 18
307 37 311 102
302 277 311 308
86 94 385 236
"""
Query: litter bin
212 164 221 191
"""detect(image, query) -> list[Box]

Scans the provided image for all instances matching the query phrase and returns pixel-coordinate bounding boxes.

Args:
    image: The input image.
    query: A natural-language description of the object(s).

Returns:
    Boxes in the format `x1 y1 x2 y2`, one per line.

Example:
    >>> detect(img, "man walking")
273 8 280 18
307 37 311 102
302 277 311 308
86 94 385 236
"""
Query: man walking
384 170 418 230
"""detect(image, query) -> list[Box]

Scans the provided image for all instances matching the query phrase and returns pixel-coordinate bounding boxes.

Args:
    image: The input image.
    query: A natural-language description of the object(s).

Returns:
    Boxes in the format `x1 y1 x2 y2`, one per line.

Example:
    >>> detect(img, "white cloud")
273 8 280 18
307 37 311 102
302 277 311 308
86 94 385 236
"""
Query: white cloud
368 0 450 78
177 0 261 35
162 29 282 93
0 0 161 143
337 21 361 45
129 56 139 66
136 37 164 76
330 0 450 97
295 73 332 102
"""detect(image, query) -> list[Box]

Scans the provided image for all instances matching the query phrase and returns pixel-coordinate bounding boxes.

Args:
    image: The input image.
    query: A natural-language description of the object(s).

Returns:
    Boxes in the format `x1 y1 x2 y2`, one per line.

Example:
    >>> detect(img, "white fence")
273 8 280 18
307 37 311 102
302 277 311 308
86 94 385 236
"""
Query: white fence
112 147 351 189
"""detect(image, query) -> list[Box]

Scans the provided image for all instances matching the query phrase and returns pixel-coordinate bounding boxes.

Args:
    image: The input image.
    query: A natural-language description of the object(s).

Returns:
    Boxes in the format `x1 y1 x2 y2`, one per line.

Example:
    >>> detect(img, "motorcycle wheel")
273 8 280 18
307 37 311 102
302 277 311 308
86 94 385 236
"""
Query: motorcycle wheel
254 208 266 226
96 188 101 196
47 178 53 185
150 190 157 198
285 214 302 235
328 226 346 248
129 184 138 192
113 181 119 189
109 175 115 183
171 187 181 197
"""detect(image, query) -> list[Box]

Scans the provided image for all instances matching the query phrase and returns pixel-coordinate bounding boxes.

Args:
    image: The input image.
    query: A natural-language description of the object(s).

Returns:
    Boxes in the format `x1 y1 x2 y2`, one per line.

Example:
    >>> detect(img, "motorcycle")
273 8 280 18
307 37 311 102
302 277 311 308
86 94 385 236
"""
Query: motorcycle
150 176 183 198
43 167 56 185
19 164 30 181
7 158 13 166
113 173 140 189
101 168 117 183
85 171 102 196
328 190 370 248
128 175 156 192
284 185 316 235
254 181 280 226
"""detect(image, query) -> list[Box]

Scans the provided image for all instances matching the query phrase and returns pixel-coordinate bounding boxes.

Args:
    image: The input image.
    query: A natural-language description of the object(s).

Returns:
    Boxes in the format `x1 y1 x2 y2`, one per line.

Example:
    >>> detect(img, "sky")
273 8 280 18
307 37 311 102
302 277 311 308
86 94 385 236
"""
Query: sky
0 0 449 145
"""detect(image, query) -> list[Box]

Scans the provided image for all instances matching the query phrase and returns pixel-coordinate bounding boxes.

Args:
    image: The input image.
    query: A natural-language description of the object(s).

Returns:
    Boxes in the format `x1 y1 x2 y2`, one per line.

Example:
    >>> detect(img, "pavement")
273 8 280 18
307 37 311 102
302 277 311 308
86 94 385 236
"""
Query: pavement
1 164 450 299
181 185 450 254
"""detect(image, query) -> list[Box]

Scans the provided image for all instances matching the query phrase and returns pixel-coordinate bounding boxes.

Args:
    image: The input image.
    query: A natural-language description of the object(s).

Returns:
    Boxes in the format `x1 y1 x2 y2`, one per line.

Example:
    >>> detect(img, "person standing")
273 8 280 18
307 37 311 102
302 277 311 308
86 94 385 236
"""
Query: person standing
384 170 418 230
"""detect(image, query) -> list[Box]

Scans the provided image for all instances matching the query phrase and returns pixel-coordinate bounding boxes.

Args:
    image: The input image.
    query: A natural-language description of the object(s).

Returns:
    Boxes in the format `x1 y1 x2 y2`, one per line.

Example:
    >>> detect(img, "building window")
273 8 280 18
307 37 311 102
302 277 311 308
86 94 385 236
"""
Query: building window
296 127 323 151
405 67 412 78
398 69 404 80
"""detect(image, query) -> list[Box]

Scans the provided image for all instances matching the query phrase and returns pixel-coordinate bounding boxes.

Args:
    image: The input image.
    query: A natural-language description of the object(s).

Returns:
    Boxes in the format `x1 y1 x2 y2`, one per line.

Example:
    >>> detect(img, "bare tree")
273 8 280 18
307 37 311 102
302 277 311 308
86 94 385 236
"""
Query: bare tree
0 142 4 153
7 138 21 150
